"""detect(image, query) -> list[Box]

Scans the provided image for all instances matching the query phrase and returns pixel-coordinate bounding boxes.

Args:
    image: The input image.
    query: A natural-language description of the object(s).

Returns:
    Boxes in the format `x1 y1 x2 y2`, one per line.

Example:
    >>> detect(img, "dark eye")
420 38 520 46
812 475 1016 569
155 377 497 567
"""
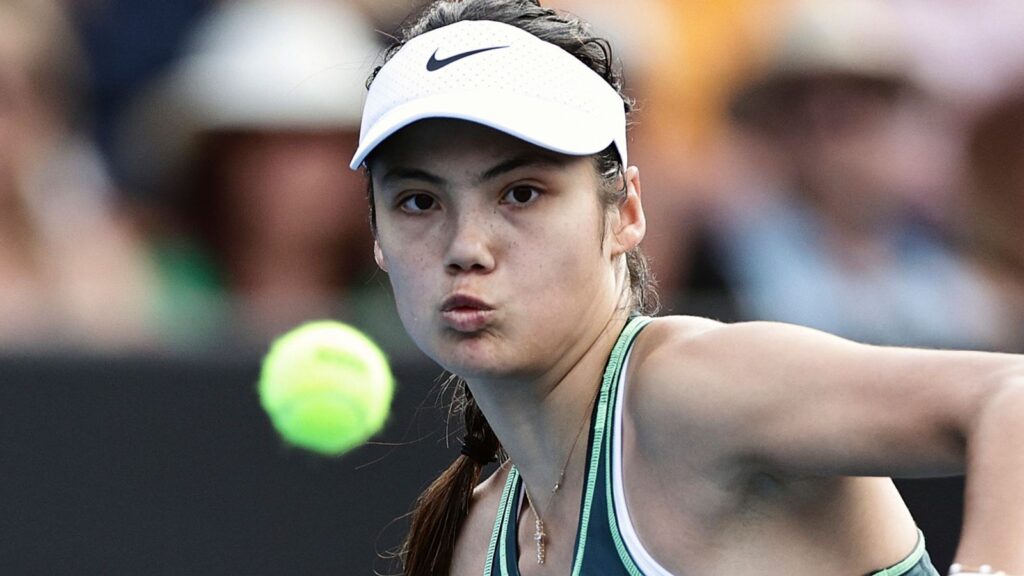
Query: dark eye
399 193 437 213
502 186 540 206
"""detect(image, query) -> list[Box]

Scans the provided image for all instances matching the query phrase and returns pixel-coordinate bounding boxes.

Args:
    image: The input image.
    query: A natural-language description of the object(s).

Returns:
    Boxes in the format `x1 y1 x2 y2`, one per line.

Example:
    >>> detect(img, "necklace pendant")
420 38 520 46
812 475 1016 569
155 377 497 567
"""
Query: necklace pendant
533 517 546 565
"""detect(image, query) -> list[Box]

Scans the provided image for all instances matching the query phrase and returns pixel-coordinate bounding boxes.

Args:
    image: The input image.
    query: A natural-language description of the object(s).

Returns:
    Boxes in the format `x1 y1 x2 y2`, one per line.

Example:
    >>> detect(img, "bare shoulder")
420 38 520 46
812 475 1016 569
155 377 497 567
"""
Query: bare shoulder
449 463 510 576
629 315 854 412
626 316 787 463
628 314 730 392
634 314 725 350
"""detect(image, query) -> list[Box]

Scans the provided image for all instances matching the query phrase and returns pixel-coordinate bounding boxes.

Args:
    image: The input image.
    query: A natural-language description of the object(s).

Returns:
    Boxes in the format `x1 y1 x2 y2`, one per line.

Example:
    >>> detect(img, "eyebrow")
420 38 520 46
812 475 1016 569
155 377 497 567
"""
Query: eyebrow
379 167 445 186
379 152 571 187
478 153 570 184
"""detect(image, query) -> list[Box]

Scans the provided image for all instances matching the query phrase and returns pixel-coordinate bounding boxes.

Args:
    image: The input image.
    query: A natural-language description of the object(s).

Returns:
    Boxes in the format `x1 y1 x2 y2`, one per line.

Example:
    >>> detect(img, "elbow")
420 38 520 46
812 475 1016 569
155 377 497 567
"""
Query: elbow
966 372 1024 451
964 364 1024 426
981 372 1024 418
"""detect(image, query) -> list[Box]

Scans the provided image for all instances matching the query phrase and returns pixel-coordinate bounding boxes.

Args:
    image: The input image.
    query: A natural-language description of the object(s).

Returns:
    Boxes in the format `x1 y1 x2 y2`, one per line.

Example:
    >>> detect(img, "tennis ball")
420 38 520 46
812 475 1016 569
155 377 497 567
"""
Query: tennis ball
258 320 394 456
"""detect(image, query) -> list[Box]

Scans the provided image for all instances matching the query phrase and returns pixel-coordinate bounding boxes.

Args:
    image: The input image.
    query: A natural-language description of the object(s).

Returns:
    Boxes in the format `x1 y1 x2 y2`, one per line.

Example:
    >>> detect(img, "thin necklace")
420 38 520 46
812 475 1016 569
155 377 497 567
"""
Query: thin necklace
522 388 598 565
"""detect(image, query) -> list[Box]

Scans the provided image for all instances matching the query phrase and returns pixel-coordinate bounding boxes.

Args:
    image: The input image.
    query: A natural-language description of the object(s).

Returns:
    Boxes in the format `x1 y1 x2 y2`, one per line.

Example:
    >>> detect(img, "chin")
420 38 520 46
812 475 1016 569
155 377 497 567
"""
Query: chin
431 332 518 380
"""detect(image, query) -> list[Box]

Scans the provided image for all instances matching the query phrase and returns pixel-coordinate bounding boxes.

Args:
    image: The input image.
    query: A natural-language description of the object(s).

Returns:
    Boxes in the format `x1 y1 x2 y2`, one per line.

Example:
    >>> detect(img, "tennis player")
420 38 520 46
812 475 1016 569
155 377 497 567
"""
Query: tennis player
349 1 1024 574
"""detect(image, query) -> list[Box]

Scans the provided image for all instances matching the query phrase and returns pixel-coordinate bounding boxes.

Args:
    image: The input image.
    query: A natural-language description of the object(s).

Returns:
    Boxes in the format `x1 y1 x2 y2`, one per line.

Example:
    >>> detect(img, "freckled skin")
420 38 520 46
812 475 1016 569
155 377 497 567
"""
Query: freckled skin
368 119 625 383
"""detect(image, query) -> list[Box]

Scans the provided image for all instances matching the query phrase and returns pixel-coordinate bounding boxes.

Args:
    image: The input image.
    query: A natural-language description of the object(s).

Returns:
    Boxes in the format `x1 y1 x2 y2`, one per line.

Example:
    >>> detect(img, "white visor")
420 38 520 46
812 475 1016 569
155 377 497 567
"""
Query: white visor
349 20 627 170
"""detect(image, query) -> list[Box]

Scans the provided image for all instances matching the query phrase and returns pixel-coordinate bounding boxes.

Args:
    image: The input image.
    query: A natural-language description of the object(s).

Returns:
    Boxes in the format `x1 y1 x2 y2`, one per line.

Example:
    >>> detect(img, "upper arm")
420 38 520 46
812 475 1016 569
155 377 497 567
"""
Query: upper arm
630 317 1024 478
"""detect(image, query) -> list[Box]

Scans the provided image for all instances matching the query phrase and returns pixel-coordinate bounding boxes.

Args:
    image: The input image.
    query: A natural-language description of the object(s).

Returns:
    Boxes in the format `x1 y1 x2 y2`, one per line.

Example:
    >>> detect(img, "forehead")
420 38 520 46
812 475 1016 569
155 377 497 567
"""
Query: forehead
367 118 592 178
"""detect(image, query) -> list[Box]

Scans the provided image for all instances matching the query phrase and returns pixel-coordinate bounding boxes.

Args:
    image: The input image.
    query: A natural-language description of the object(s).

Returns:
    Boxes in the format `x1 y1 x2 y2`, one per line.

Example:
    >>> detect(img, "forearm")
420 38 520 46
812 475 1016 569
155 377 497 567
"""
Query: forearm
956 380 1024 572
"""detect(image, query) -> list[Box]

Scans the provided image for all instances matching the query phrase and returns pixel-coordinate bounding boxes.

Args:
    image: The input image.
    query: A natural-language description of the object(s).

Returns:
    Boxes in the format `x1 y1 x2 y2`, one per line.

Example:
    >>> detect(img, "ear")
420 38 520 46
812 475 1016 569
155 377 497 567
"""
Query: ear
609 166 646 257
373 239 388 272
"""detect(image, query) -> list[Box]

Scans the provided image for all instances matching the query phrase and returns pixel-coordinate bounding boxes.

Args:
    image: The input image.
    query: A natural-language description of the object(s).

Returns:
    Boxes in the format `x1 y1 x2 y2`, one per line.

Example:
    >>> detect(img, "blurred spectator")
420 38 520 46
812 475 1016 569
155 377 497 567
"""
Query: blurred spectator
711 0 1001 347
959 82 1024 352
0 0 158 351
894 0 1024 116
117 0 394 350
69 0 212 178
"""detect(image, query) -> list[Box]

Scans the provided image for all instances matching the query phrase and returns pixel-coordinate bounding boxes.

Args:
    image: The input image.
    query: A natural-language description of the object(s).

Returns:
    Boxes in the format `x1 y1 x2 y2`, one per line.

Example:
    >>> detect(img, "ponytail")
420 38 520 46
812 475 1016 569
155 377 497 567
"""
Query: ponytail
400 383 499 575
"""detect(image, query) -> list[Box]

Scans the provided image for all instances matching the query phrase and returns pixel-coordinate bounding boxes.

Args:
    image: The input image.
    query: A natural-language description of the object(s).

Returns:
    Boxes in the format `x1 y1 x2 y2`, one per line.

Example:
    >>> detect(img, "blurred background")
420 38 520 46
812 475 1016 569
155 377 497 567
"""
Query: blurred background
2 0 1024 573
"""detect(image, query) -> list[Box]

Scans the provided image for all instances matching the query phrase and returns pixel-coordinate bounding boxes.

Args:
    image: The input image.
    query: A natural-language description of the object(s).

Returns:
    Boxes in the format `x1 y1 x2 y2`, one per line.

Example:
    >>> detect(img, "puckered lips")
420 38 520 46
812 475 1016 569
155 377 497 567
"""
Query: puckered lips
440 294 494 333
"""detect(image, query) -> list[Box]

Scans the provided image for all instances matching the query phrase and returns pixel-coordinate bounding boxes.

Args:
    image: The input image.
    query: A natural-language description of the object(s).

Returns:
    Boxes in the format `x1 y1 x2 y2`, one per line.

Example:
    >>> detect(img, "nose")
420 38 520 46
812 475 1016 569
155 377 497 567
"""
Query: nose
444 211 496 275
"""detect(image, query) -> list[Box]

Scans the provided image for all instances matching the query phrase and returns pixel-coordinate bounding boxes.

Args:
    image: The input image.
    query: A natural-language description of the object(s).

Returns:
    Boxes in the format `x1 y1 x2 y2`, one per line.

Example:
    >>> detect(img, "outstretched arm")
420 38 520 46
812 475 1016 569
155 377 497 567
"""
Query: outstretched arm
636 317 1024 572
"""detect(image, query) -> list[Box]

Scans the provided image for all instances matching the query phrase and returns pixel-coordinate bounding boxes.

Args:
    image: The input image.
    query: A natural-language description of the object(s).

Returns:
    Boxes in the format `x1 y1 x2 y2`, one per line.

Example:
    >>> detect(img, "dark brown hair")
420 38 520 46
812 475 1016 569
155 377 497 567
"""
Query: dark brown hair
363 1 658 573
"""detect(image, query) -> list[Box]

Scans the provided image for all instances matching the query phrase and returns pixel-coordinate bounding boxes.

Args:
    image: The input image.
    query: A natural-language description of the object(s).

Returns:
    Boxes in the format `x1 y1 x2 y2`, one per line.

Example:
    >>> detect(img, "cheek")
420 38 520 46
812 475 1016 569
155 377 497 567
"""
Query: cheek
521 212 607 297
376 236 435 336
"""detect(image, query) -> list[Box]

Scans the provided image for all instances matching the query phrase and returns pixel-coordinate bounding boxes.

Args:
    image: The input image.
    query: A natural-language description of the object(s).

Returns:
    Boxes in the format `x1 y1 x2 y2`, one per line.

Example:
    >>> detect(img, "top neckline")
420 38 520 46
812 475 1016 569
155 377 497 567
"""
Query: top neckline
484 315 652 576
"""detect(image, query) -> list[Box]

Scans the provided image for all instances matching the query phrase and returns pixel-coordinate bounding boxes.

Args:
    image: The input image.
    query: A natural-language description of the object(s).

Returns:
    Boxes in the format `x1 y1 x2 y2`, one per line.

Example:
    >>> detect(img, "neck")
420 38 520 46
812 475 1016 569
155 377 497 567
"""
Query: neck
466 311 629 514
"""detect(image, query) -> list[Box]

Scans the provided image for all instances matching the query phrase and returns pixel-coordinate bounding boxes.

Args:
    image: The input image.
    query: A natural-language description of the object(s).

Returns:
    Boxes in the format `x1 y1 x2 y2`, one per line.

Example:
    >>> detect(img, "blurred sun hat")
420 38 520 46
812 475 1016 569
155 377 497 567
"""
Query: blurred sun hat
729 0 913 129
157 0 378 130
348 20 628 169
118 0 380 193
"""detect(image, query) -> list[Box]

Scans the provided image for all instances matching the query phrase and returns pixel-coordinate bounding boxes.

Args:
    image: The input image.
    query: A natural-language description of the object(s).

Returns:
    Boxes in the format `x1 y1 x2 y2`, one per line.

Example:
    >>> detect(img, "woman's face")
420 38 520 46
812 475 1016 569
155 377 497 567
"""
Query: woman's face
369 119 632 381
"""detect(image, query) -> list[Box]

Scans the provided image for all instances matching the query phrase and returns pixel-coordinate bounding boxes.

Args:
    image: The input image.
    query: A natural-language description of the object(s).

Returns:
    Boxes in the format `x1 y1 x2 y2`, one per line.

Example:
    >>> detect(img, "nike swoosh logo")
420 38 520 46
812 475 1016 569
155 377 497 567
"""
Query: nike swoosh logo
426 45 509 71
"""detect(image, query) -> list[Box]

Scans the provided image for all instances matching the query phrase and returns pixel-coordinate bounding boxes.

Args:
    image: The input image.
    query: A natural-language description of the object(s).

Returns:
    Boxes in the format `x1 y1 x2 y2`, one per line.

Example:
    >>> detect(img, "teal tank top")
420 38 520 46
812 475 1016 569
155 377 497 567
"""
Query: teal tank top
483 316 940 576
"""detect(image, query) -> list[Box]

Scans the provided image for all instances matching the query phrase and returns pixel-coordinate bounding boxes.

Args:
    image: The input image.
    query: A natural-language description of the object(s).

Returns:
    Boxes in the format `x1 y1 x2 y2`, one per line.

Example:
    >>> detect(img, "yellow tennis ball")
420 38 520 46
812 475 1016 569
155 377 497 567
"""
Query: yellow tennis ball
258 320 394 456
